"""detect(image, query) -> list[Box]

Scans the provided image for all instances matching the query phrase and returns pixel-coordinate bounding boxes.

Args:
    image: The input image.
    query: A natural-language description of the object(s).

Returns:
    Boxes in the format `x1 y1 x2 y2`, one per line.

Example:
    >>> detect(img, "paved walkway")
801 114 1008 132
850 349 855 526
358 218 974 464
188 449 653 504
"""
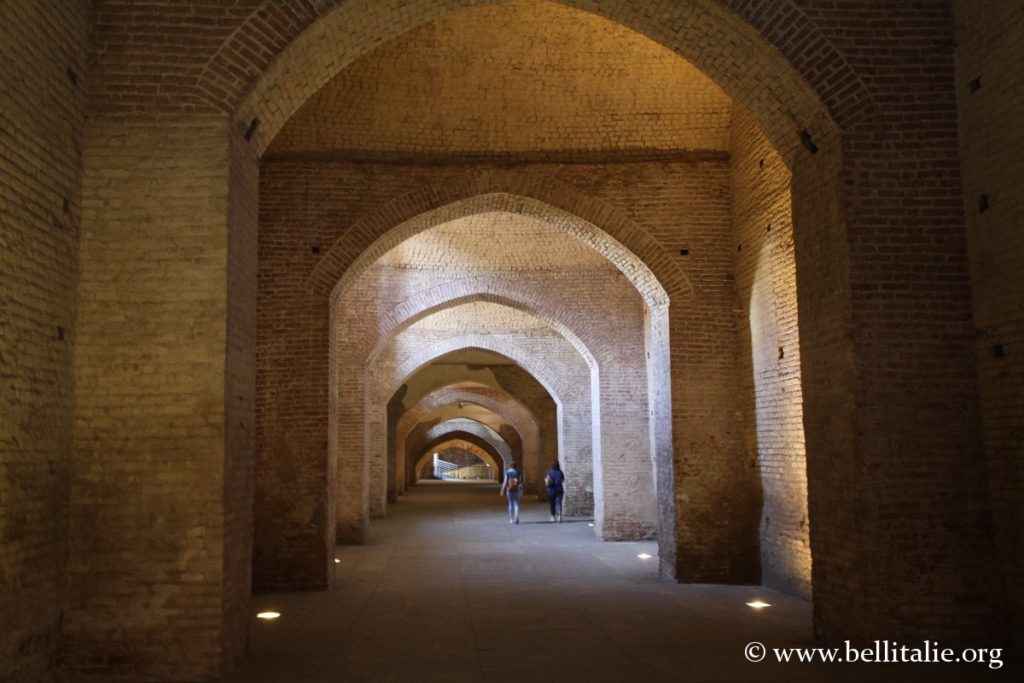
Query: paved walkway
225 482 1012 682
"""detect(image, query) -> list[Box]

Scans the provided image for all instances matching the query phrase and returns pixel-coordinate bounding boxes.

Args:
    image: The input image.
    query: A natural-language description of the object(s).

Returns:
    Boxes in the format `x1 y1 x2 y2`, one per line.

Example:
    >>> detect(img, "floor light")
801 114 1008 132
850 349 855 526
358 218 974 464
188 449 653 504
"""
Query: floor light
256 611 281 620
637 553 653 560
745 601 771 609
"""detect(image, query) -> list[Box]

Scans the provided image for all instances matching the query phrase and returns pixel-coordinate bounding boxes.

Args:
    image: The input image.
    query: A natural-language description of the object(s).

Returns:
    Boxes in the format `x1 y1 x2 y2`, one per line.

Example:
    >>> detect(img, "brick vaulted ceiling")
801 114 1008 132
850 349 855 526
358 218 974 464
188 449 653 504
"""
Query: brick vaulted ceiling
267 0 733 157
400 301 560 335
374 212 615 272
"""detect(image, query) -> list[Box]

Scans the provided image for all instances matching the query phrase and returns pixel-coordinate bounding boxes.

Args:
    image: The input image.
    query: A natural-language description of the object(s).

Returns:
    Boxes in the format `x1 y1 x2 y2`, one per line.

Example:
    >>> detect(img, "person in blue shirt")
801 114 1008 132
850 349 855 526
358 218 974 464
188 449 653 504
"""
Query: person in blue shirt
545 461 565 523
500 461 522 524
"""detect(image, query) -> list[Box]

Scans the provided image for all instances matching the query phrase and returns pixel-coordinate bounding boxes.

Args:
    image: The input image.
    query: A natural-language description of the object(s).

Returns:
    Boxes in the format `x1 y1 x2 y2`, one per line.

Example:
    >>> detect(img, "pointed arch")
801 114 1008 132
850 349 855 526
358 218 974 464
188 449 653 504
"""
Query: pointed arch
395 383 542 495
206 0 860 164
312 183 680 308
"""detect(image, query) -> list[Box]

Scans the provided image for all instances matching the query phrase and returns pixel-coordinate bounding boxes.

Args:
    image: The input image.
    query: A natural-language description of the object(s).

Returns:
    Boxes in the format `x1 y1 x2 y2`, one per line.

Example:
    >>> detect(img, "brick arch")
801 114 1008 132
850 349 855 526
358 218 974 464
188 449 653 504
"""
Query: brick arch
314 185 679 308
364 291 599 377
375 336 586 428
241 0 862 635
334 296 604 540
406 405 523 477
356 282 658 540
410 418 513 470
395 385 541 496
361 329 594 520
412 438 502 482
210 0 861 162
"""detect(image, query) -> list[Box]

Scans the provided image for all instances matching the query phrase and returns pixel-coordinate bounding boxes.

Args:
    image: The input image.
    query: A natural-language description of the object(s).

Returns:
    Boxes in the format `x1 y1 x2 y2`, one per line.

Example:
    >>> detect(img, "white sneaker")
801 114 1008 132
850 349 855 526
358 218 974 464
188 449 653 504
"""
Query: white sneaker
557 513 562 523
509 518 514 524
549 515 555 522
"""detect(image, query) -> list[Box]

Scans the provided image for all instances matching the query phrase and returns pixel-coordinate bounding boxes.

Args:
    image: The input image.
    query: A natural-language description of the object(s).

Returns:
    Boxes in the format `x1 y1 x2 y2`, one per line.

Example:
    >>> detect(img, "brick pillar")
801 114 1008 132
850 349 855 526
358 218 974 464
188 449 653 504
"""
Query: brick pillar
795 125 1003 645
68 117 256 679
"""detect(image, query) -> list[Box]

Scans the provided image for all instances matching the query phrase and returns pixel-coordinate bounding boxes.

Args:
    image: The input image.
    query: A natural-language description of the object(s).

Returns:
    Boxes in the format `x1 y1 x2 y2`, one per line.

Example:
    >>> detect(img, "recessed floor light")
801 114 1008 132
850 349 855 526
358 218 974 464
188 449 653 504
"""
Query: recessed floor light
256 611 281 620
637 553 653 560
746 601 771 609
587 523 594 527
334 558 340 564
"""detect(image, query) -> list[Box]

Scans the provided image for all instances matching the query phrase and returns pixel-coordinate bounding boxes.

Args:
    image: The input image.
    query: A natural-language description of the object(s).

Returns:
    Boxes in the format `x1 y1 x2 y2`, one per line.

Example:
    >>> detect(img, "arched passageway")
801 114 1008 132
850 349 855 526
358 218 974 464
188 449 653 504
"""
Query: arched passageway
413 437 503 481
43 0 1007 679
395 383 542 498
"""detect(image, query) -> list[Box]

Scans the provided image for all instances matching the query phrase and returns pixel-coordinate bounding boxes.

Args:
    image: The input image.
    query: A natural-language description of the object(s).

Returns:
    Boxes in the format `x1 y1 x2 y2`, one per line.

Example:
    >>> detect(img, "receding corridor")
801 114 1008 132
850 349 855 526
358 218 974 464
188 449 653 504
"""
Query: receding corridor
4 4 1022 680
226 483 1011 683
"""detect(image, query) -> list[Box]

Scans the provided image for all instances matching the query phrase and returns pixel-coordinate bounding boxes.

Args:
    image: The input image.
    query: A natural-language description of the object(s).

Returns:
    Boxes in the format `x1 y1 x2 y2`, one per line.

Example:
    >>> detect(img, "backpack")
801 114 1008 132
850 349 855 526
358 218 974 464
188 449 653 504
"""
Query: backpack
506 473 520 492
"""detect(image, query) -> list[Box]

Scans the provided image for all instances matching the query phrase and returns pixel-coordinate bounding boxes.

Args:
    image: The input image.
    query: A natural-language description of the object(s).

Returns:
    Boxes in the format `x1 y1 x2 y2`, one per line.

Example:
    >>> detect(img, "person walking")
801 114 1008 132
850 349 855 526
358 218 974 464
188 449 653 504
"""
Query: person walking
544 461 565 523
500 461 522 524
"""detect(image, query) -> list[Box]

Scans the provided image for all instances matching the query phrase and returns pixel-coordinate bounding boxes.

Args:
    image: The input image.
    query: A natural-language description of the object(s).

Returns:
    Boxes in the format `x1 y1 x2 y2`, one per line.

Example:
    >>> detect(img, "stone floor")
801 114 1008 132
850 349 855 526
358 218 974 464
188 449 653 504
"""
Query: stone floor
224 481 1015 682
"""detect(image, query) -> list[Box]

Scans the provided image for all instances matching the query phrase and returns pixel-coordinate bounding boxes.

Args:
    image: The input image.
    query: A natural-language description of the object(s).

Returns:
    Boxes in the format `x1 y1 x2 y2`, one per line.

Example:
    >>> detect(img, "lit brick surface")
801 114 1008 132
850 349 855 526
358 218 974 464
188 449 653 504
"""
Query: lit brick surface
0 1 1015 680
396 383 542 499
730 109 810 598
68 119 255 680
269 0 732 157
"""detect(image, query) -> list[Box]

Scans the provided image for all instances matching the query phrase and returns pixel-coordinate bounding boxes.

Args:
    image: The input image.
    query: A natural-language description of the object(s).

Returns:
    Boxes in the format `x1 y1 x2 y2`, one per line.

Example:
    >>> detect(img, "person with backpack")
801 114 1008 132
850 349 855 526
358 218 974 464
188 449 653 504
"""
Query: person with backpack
544 461 565 523
500 461 522 524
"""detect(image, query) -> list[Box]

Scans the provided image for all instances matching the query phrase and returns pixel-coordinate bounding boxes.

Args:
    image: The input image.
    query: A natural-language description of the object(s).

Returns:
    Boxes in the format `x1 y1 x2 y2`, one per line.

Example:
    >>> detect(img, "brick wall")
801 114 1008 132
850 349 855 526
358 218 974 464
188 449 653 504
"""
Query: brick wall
0 1 87 680
2 1 1016 677
793 0 1002 646
955 0 1024 653
68 117 245 680
369 321 595 521
730 109 811 599
395 383 541 498
346 265 649 531
269 0 732 157
257 158 747 566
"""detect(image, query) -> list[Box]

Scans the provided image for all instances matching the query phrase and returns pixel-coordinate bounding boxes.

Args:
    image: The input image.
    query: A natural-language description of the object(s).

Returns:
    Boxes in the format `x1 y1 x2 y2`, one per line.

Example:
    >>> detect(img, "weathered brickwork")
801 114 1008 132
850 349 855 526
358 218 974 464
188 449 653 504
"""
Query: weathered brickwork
387 358 554 503
954 0 1024 653
230 0 846 166
487 366 559 468
258 160 738 560
0 2 87 681
344 261 651 535
394 383 540 497
0 1 1017 680
785 1 1000 647
409 418 513 474
69 118 248 680
367 306 595 520
730 109 810 599
269 0 732 157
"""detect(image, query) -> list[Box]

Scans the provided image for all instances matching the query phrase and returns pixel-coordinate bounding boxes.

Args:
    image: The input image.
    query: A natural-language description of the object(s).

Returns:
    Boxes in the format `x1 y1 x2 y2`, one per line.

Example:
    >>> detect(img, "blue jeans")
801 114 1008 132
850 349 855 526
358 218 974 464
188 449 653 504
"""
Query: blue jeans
548 491 563 516
506 491 520 520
